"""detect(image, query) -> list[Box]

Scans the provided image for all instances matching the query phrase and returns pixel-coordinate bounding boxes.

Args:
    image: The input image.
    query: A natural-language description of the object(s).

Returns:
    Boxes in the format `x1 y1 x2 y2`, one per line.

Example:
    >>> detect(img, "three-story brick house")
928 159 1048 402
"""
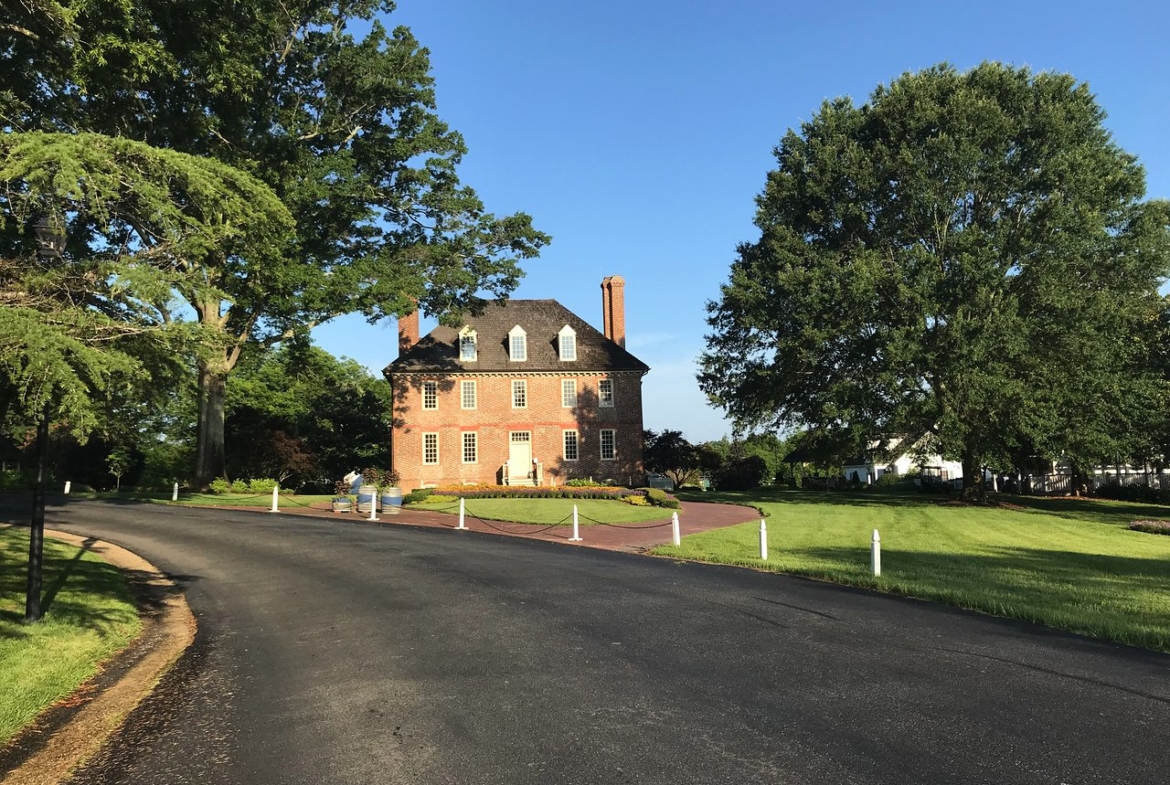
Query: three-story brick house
384 276 649 490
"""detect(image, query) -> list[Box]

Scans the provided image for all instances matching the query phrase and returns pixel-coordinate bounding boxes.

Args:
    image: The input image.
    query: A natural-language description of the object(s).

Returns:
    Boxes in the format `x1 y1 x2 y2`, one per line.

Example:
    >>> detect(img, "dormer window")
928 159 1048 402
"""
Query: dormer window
459 327 477 362
508 325 527 361
558 325 577 361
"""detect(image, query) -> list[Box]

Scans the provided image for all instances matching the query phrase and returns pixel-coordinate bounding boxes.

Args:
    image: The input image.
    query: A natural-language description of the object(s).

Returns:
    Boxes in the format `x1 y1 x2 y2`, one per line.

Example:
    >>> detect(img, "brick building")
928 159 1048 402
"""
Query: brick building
384 276 650 490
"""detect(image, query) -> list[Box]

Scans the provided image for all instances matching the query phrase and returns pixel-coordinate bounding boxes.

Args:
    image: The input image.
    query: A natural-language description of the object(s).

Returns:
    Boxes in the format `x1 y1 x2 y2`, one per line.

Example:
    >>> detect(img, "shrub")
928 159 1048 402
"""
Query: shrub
0 471 34 492
565 478 597 487
403 488 434 505
421 494 459 504
333 479 352 497
623 494 650 506
208 478 232 494
1130 520 1170 535
230 479 248 493
644 487 682 509
1096 481 1170 505
248 478 278 494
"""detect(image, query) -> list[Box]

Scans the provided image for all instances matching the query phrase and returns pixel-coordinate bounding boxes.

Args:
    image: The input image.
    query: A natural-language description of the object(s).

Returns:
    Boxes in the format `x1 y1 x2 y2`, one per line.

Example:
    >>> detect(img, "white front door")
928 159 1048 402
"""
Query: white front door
509 431 532 479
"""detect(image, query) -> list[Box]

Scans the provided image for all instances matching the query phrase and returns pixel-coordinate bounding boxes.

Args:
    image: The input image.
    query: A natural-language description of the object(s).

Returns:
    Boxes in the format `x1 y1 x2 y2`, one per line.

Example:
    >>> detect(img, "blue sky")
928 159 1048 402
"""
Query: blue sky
312 0 1170 443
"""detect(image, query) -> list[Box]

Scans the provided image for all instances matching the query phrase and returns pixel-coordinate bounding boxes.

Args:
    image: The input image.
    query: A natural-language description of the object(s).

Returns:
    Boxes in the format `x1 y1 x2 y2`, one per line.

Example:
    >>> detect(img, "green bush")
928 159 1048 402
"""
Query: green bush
421 494 459 504
644 487 682 509
248 478 278 493
623 494 650 506
564 478 597 487
0 471 33 492
208 478 232 494
403 488 434 505
230 479 248 493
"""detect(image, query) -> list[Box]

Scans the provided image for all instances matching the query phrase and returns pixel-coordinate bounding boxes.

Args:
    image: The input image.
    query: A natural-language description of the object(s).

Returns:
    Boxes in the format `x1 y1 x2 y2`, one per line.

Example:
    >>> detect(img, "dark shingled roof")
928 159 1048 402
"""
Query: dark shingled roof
386 299 650 374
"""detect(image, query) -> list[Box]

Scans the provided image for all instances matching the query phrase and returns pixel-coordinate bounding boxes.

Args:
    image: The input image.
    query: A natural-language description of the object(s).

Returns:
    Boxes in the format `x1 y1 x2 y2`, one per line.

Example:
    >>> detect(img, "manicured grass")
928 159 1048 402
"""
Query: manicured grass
410 497 674 525
0 526 141 745
657 488 1170 651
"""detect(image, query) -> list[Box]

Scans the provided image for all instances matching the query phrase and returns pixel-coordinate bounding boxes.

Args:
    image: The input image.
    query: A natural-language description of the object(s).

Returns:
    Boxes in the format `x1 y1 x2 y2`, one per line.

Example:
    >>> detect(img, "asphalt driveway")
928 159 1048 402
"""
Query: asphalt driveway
12 499 1170 784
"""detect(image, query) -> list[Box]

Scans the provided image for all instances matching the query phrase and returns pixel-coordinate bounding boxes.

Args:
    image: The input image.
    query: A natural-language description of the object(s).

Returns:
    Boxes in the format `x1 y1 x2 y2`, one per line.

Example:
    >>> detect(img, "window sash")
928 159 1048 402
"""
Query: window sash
561 379 577 408
512 380 527 408
560 333 576 361
462 432 477 464
599 379 614 407
460 335 477 361
423 433 439 464
510 334 527 361
563 430 579 461
422 381 437 410
461 380 477 409
600 429 616 461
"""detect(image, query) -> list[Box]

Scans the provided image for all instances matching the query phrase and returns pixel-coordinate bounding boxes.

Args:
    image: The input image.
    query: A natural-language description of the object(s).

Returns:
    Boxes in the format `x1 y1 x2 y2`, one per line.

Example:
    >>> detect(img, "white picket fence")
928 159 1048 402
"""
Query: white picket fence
1015 472 1170 496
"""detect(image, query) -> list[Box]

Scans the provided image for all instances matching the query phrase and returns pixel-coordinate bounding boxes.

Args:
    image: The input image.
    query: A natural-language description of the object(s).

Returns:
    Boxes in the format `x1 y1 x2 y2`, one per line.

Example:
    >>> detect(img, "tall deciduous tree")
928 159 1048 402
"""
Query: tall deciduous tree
700 63 1170 497
2 1 550 486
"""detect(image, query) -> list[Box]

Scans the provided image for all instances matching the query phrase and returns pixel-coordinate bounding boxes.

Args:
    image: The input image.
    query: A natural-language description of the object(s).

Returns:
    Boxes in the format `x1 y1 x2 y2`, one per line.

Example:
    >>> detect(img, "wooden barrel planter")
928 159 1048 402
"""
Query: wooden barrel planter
331 496 352 514
380 486 403 515
356 484 377 514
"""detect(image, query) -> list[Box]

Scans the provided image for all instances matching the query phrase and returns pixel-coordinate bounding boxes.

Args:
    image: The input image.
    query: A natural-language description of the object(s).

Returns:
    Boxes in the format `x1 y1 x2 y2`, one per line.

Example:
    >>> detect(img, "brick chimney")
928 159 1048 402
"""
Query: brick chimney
601 275 626 348
398 310 419 355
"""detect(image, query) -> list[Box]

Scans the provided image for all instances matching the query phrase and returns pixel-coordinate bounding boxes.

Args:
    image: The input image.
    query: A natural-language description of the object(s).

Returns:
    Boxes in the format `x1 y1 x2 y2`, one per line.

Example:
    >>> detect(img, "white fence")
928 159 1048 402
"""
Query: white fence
1013 472 1170 496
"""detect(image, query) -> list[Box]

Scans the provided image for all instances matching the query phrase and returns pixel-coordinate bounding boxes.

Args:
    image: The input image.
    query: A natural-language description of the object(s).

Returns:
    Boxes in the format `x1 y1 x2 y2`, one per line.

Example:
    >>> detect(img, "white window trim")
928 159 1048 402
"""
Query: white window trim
459 327 478 362
512 379 527 409
600 429 616 461
561 379 577 408
508 325 527 362
422 380 438 410
462 432 478 464
461 380 477 410
599 378 614 408
558 325 577 361
423 432 439 465
563 429 579 462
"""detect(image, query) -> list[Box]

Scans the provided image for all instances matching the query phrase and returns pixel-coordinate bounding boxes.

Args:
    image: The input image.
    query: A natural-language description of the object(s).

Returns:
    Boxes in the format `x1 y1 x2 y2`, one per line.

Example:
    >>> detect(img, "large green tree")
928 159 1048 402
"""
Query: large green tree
700 63 1170 497
2 1 550 486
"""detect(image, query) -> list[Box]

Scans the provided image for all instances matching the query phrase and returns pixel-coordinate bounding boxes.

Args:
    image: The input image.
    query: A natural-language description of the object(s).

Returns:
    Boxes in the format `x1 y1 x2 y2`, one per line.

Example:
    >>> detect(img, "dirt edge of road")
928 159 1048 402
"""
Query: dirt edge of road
0 529 196 785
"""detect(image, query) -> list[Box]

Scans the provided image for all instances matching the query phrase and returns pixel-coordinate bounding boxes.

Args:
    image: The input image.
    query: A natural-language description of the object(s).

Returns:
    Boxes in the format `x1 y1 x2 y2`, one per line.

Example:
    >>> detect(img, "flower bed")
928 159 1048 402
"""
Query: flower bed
1129 520 1170 535
407 484 681 508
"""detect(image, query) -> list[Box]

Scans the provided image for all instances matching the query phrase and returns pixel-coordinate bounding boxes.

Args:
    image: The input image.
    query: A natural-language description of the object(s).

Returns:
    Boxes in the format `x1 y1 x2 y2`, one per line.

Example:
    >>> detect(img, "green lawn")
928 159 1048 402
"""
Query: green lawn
0 526 141 745
656 488 1170 652
410 497 674 525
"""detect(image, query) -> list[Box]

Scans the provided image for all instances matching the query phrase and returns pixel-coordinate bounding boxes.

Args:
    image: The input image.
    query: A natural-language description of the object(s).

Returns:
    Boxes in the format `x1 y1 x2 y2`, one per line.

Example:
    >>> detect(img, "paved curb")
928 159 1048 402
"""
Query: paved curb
1 530 196 785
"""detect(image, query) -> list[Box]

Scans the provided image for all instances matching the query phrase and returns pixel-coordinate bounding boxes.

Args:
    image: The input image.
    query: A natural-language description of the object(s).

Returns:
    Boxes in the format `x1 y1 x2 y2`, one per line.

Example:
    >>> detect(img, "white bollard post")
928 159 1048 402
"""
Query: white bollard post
270 484 280 513
64 480 71 495
569 504 582 542
671 511 681 547
871 529 881 577
457 497 467 530
759 519 768 561
368 489 378 521
172 482 179 502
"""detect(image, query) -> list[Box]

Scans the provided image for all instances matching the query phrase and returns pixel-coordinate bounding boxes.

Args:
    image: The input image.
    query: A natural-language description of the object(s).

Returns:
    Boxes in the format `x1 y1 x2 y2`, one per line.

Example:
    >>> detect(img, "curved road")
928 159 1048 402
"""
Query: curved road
23 500 1170 784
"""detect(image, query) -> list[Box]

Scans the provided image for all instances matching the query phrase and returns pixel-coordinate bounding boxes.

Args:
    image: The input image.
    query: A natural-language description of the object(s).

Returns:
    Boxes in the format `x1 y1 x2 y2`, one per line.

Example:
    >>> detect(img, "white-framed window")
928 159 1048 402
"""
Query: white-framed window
561 379 577 408
423 432 439 464
459 328 477 362
558 325 577 361
461 380 477 410
508 325 527 361
422 381 437 410
563 430 579 462
462 432 477 464
600 429 616 461
512 379 527 408
599 378 614 408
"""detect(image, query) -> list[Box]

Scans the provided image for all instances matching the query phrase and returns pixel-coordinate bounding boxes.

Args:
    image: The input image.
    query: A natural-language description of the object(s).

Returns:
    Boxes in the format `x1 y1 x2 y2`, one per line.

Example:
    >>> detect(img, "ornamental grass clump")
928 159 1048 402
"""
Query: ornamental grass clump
1129 520 1170 535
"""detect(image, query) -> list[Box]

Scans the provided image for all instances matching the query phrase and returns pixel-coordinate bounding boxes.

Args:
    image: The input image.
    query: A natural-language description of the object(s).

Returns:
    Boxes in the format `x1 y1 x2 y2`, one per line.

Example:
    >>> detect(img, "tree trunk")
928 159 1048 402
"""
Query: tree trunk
961 452 985 501
194 361 228 489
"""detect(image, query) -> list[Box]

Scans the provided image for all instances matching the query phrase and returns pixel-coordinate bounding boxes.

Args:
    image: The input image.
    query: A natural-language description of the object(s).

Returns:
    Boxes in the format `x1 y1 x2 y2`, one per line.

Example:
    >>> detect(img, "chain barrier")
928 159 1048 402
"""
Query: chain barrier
579 512 675 530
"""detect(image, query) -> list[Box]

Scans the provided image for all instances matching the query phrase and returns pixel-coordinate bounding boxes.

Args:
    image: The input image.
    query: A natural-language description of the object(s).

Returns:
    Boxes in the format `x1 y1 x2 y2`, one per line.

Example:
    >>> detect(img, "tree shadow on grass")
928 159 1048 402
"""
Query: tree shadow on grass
786 544 1170 649
0 531 200 640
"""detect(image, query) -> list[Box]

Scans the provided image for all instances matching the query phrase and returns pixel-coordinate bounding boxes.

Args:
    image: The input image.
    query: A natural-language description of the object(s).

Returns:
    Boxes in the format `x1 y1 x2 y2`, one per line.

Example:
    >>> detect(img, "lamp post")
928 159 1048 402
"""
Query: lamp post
25 217 65 623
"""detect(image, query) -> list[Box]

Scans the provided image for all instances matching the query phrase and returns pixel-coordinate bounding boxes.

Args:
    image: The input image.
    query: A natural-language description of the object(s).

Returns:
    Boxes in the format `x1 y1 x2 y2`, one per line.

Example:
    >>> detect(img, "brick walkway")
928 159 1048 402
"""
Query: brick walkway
265 498 761 552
